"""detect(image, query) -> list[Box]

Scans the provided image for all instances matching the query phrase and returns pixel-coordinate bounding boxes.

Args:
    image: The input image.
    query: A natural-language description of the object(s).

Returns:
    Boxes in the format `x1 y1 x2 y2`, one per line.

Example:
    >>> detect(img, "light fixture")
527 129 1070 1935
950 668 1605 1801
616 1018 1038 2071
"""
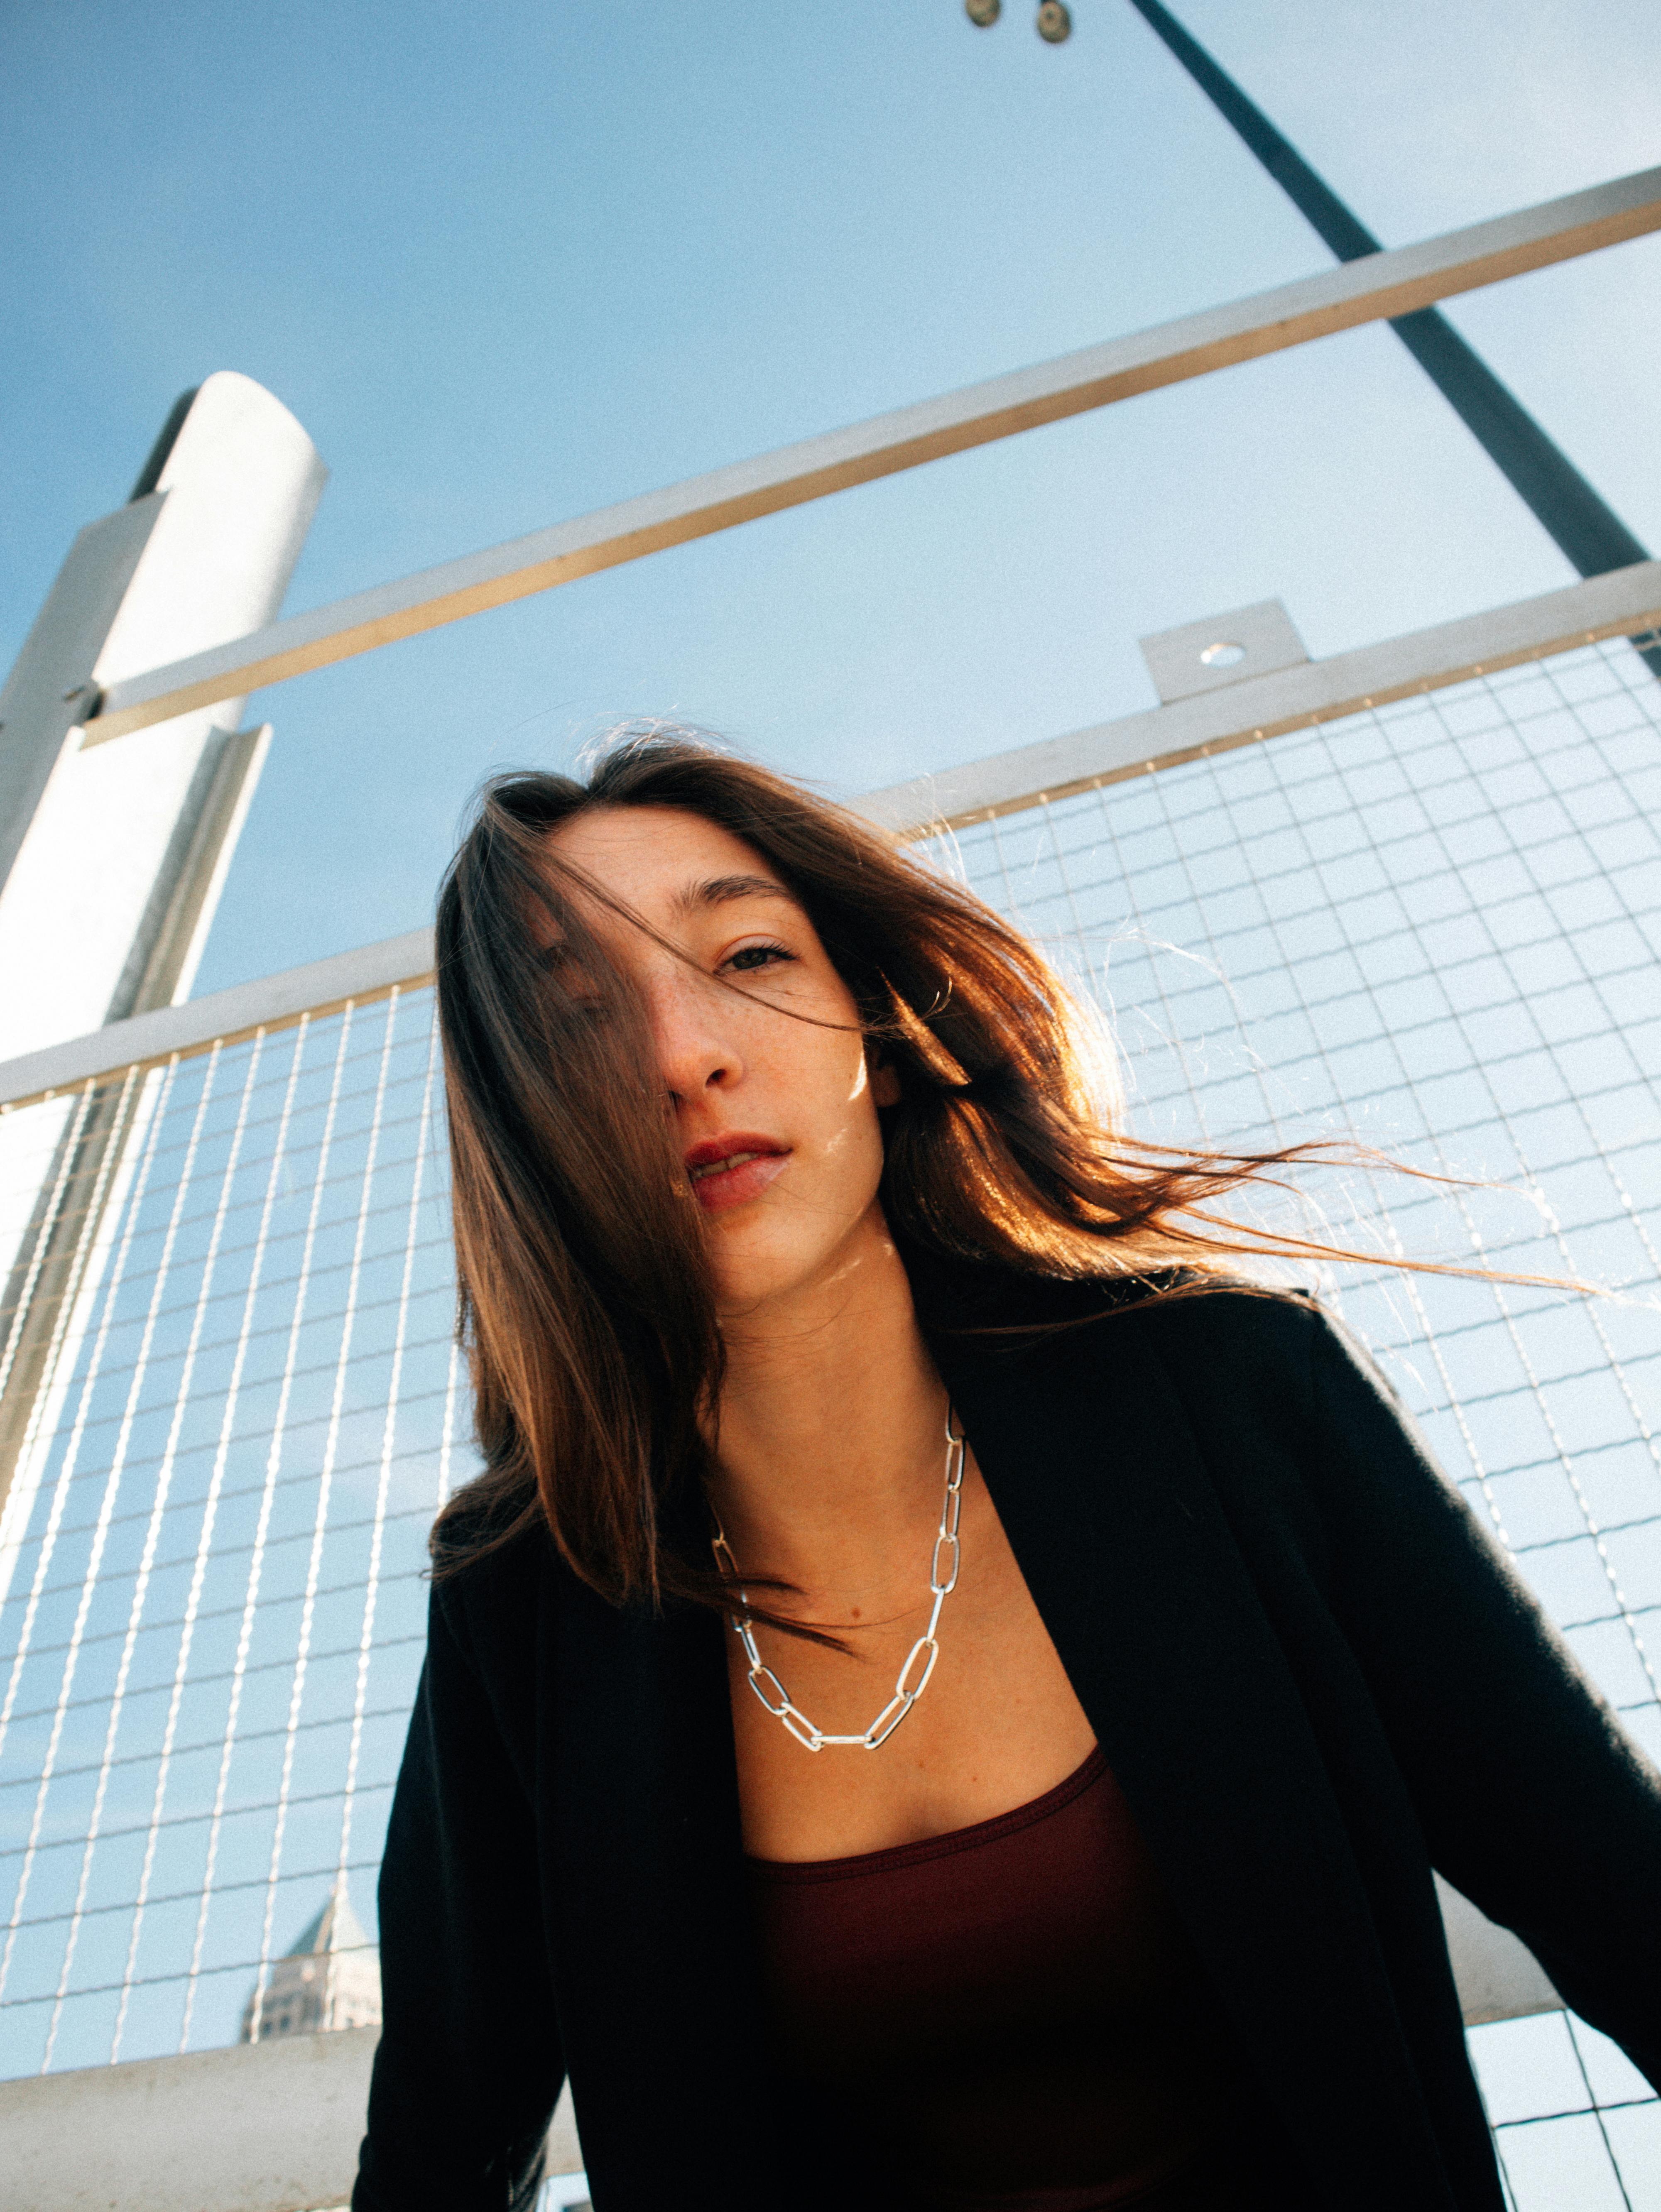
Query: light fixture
962 0 1073 46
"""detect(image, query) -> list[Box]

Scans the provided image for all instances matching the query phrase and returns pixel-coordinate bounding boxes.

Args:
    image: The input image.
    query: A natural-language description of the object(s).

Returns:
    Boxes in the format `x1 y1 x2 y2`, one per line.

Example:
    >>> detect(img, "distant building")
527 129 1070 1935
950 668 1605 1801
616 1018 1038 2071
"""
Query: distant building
240 1877 382 2042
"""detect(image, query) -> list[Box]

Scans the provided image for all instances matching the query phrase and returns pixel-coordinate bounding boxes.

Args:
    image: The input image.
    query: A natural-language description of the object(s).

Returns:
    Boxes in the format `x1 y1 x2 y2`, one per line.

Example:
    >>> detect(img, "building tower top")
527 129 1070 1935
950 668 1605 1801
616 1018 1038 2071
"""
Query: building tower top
240 1877 382 2043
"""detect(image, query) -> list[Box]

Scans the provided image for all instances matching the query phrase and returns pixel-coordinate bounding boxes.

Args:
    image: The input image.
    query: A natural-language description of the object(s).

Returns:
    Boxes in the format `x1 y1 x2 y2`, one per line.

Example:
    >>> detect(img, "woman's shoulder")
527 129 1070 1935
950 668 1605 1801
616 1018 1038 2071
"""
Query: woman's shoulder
1021 1278 1428 1513
1116 1275 1331 1363
919 1252 1329 1364
917 1255 1355 1434
427 1486 559 1654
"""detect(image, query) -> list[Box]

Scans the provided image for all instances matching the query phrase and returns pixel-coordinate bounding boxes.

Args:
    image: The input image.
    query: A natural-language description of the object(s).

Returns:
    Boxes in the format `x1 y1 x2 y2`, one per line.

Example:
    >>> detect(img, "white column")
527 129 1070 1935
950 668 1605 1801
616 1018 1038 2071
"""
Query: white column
0 374 326 1570
0 371 327 1057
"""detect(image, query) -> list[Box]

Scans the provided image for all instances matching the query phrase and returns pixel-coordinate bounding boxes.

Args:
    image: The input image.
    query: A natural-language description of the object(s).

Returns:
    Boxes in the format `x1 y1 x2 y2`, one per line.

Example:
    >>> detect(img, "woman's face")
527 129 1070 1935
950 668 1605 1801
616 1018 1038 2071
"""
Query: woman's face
545 804 897 1313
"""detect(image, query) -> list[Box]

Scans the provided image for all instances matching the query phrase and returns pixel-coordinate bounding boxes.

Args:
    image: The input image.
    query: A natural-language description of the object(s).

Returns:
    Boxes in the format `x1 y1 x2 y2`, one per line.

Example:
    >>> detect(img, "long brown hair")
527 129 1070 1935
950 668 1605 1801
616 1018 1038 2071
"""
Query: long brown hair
432 730 1407 1606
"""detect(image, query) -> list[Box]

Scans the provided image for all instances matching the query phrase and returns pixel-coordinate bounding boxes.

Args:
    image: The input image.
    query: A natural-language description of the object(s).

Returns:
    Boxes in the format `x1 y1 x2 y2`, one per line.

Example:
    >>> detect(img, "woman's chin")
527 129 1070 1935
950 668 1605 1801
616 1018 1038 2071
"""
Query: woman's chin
710 1213 890 1324
710 1232 827 1318
711 1263 796 1319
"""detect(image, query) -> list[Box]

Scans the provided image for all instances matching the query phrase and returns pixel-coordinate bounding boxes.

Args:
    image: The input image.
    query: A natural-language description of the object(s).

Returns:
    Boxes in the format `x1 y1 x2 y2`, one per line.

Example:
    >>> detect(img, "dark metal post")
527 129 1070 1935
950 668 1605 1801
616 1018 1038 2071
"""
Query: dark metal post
1126 0 1661 678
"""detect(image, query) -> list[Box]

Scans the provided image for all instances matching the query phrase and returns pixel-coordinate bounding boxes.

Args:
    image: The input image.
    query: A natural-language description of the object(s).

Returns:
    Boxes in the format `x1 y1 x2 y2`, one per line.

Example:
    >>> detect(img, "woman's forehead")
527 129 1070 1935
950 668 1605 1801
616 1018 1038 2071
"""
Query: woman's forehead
547 805 786 915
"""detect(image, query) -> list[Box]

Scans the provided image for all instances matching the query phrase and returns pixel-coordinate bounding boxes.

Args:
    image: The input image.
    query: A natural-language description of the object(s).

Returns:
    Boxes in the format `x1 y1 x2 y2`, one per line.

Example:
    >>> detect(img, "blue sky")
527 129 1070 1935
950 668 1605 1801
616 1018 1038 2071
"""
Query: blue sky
3 0 1658 995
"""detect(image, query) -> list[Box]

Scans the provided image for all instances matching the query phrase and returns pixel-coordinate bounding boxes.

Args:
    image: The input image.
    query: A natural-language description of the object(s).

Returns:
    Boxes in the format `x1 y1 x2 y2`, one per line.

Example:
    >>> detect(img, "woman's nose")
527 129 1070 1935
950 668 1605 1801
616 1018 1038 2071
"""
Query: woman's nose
647 970 744 1101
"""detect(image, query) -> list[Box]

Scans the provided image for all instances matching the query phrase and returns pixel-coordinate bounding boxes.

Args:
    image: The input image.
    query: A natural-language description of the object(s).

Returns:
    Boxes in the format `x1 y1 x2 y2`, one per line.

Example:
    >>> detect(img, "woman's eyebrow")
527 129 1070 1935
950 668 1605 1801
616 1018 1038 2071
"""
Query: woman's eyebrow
673 873 797 916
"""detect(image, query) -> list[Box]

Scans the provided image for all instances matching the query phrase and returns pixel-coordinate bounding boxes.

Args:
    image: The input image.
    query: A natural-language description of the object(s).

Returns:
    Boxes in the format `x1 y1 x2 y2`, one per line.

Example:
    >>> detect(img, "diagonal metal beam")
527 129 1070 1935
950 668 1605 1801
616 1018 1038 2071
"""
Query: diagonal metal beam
1124 0 1661 685
83 166 1661 750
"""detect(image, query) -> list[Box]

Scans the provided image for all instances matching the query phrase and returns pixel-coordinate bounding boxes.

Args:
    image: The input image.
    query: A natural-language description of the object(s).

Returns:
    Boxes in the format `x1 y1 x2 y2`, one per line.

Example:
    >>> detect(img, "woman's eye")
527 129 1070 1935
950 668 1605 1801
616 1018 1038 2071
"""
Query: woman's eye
725 942 794 974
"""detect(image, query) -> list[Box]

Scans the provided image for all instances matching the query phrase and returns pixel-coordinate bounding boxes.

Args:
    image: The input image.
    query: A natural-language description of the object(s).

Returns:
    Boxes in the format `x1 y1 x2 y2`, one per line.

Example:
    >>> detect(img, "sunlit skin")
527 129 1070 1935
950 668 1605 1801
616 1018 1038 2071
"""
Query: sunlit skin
547 805 1097 1860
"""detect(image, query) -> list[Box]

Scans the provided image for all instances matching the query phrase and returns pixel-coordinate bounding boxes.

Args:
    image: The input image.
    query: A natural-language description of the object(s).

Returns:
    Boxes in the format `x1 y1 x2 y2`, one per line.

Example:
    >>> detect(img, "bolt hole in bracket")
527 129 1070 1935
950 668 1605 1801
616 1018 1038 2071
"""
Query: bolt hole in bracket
1139 600 1312 706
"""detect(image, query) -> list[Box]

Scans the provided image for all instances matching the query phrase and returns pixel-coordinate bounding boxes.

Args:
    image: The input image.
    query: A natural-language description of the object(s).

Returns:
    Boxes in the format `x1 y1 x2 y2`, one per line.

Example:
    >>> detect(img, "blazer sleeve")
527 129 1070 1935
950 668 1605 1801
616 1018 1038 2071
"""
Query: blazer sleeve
353 1578 563 2212
1300 1302 1661 2085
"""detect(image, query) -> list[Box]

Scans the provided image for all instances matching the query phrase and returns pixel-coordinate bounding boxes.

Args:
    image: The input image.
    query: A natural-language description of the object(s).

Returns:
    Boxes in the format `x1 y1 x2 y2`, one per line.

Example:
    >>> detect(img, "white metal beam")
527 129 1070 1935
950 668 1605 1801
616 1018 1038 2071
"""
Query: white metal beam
855 557 1661 832
0 372 327 1055
0 376 329 1544
83 166 1661 749
5 559 1659 1115
0 924 433 1112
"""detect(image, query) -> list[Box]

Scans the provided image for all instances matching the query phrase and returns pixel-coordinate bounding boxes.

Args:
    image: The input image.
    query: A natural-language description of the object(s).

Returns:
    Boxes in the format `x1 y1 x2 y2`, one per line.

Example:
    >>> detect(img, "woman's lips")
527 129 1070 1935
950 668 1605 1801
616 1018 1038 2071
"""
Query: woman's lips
684 1137 790 1213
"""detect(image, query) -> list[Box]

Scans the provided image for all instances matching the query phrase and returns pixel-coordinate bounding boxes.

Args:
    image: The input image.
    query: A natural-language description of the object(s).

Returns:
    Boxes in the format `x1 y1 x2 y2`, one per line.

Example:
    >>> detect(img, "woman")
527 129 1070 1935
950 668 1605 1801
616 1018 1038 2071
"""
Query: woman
353 733 1660 2212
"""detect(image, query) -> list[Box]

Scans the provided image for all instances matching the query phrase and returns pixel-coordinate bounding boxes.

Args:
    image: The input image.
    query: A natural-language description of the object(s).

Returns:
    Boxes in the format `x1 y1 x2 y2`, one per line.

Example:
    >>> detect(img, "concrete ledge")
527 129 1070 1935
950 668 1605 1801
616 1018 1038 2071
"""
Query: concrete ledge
1436 1877 1562 2026
0 1889 1552 2212
0 2029 583 2212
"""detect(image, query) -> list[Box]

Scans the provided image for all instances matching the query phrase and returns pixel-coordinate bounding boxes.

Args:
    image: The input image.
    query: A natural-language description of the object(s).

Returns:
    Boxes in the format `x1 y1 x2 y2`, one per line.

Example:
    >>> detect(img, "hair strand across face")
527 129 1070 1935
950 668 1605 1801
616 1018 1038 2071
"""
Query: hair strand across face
431 727 1575 1621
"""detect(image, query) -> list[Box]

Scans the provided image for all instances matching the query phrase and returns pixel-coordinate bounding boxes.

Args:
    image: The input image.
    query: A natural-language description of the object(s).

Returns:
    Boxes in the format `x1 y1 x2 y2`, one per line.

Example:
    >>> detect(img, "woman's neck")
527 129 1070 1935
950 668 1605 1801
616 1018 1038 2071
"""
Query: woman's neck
707 1207 947 1610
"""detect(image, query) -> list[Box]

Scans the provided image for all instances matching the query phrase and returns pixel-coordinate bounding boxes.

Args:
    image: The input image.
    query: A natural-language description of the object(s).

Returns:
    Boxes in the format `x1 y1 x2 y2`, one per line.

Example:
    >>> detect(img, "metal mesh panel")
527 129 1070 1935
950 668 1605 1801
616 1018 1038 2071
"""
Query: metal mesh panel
0 986 470 2074
0 633 1656 2207
926 631 1661 2207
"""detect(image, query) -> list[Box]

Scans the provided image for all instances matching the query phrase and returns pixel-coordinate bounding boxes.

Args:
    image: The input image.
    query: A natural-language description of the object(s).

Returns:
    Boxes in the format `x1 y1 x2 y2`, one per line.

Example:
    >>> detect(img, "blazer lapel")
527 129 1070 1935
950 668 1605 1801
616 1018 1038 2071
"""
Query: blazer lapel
538 1269 1466 2208
930 1302 1458 2210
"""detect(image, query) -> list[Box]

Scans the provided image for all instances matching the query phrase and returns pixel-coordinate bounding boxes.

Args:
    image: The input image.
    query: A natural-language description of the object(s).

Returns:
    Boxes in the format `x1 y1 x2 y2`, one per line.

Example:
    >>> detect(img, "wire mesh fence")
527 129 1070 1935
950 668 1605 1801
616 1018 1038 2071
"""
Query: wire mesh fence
0 629 1657 2207
0 986 465 2075
921 629 1661 2209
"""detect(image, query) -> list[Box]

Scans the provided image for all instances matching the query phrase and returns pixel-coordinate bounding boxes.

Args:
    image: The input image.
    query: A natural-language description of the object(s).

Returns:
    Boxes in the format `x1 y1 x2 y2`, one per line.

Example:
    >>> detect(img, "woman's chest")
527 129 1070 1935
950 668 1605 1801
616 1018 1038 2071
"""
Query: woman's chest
726 1477 1101 1862
745 1747 1273 2208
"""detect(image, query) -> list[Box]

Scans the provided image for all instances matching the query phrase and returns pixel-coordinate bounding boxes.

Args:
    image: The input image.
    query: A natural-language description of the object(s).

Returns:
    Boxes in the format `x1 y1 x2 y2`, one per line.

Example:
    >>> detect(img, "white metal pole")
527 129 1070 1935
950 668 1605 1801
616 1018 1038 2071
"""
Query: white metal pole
78 170 1661 751
0 372 326 1058
0 373 326 1568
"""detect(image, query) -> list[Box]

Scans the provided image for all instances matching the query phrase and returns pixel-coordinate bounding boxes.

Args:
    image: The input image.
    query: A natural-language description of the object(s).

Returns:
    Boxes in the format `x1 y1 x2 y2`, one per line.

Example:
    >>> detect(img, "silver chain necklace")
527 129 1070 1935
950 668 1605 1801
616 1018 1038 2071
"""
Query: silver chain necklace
710 1407 966 1752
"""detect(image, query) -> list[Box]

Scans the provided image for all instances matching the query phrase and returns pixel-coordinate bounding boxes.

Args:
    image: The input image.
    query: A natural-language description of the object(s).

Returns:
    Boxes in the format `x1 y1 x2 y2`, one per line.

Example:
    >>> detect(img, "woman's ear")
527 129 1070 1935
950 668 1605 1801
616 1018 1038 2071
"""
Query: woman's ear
870 1057 902 1108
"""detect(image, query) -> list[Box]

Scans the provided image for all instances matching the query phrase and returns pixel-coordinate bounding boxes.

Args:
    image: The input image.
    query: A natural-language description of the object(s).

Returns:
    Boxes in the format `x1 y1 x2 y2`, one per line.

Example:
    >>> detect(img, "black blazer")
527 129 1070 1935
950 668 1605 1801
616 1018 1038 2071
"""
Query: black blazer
352 1279 1661 2212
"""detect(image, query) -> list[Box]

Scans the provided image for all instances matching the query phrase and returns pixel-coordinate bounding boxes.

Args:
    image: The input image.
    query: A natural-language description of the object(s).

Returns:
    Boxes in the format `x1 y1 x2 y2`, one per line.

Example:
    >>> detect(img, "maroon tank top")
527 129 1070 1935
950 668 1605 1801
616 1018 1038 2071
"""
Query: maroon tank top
745 1747 1308 2211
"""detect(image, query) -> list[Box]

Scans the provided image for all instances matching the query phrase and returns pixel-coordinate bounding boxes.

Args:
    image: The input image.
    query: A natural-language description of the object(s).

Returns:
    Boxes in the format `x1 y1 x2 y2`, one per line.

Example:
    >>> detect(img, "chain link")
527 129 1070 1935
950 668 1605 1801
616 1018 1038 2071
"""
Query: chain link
710 1407 966 1752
